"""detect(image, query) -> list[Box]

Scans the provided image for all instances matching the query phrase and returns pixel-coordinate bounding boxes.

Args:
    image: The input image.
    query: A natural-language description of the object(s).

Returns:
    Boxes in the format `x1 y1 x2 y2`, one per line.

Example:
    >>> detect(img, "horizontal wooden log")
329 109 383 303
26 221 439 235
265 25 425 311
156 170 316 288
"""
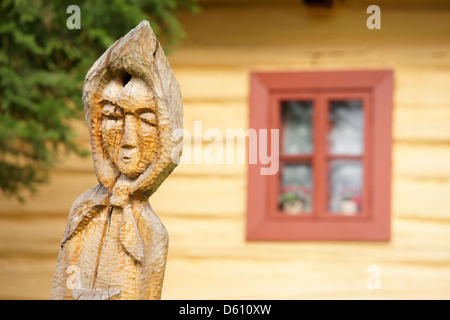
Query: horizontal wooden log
394 67 450 107
0 216 65 258
0 258 55 299
174 67 248 102
170 45 450 69
393 143 450 180
393 177 450 221
0 173 99 215
394 107 450 143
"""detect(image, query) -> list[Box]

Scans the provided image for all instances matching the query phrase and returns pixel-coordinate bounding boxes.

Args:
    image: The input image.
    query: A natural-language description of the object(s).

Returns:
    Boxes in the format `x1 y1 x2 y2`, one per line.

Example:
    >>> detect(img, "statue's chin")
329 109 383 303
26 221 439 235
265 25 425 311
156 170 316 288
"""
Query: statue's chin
115 157 143 179
111 149 157 179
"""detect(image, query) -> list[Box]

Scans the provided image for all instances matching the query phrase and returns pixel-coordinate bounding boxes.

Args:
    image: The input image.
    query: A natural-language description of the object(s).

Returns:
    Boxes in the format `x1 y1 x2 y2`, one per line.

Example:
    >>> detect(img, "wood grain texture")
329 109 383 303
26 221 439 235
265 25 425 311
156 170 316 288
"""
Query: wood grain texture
51 20 183 300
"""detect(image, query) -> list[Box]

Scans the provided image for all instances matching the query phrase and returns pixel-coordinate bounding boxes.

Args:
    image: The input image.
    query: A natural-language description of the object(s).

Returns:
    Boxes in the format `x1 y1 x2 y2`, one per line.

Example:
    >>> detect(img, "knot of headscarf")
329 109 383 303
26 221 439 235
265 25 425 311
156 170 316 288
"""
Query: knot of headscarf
110 178 145 265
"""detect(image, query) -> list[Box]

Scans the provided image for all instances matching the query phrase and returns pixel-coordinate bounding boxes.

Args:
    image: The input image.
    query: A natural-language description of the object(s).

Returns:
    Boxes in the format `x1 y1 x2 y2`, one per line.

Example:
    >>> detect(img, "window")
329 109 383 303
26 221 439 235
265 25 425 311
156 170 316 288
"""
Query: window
247 70 393 241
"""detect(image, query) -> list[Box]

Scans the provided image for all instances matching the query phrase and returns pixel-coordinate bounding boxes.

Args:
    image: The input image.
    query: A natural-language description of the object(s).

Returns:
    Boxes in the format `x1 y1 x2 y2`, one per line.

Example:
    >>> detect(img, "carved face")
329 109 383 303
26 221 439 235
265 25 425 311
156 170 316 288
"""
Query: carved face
99 75 159 178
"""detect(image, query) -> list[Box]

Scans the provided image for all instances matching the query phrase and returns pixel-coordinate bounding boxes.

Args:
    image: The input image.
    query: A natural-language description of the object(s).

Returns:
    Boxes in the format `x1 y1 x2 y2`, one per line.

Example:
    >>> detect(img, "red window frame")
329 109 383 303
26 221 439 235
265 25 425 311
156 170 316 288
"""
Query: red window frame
247 70 393 241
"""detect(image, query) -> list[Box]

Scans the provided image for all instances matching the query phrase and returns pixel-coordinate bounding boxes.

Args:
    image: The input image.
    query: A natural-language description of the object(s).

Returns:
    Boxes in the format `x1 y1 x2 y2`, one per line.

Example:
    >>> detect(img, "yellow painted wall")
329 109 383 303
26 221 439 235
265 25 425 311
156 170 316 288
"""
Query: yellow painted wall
1 0 450 299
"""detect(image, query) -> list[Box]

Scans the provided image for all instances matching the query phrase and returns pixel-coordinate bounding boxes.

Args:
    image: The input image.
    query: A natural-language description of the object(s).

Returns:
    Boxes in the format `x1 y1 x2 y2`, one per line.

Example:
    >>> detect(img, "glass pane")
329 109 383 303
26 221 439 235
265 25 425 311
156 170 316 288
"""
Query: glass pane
329 160 363 215
282 101 313 155
328 100 364 155
279 163 313 215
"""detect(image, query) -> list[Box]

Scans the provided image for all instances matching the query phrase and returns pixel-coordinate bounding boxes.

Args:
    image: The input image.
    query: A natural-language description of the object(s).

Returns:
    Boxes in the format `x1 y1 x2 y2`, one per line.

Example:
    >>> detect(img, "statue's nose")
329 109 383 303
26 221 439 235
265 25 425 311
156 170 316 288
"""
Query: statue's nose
121 114 138 149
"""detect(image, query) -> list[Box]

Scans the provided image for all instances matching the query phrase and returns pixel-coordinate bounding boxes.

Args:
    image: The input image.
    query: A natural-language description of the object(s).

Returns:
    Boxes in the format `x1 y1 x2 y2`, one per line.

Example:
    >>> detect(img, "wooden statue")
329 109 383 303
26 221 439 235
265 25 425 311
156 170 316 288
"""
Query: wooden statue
51 21 183 300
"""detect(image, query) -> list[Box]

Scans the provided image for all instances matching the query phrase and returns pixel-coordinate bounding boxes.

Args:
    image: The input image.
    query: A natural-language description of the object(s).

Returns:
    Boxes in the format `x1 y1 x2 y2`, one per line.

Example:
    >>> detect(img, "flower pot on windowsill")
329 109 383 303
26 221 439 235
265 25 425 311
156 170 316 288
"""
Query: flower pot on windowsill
282 200 304 215
340 199 358 215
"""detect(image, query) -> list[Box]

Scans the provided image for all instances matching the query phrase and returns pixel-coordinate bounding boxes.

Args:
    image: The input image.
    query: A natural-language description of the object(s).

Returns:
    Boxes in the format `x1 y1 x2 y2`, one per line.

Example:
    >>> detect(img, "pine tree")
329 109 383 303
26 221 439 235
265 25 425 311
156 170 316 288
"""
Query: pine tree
0 0 198 201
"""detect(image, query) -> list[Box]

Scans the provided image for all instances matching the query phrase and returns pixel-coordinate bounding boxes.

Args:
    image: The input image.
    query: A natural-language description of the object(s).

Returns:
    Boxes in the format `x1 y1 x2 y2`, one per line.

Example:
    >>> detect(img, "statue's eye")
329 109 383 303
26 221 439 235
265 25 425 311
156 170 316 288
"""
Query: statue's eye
102 110 118 119
139 111 157 126
102 103 123 119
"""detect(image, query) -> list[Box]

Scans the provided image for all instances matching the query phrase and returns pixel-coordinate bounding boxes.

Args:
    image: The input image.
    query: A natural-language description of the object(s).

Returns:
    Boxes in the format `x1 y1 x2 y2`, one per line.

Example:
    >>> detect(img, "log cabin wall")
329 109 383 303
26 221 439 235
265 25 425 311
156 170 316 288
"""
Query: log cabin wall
1 0 450 299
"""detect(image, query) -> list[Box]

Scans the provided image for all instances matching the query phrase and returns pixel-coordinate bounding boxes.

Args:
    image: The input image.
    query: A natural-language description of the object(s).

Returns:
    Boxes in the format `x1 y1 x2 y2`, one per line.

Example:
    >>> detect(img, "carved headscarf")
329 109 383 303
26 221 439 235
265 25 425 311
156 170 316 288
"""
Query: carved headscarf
82 20 183 201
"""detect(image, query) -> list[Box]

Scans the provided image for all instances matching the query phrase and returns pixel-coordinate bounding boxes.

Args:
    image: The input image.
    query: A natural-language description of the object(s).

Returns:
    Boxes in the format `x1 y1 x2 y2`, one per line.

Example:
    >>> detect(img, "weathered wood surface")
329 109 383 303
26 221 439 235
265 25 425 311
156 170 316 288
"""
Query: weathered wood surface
50 20 183 300
1 1 450 299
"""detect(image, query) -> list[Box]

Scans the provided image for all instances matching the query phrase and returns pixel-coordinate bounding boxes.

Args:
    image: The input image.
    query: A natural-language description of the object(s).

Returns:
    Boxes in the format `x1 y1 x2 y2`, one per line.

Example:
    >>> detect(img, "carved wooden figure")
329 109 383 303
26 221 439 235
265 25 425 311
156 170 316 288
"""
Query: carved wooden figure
51 21 183 300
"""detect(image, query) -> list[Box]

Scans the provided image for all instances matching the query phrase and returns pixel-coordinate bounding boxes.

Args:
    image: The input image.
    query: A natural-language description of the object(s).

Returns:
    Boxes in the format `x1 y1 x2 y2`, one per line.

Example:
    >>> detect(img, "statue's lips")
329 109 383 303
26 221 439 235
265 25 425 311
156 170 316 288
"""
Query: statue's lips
121 156 132 163
119 148 138 164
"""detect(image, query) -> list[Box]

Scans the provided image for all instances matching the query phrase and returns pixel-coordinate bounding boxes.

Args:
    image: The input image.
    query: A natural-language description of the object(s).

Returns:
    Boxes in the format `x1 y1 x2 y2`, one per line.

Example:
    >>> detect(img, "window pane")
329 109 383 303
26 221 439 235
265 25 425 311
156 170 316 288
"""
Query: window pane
279 163 313 214
328 100 364 155
329 160 362 215
282 101 313 155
